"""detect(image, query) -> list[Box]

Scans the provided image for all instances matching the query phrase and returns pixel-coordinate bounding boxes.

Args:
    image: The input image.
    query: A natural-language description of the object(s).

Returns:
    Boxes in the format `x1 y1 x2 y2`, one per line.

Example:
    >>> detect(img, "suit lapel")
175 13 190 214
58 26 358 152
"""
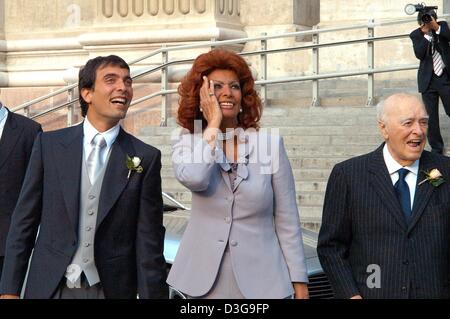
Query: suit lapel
0 112 24 170
232 140 253 191
55 124 83 234
97 128 134 227
368 144 407 230
408 151 437 232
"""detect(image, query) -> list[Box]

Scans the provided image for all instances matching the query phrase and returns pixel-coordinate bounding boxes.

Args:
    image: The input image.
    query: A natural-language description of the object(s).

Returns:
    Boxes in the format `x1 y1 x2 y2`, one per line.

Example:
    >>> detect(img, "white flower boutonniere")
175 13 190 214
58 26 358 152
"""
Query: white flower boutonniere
126 155 144 179
418 168 445 187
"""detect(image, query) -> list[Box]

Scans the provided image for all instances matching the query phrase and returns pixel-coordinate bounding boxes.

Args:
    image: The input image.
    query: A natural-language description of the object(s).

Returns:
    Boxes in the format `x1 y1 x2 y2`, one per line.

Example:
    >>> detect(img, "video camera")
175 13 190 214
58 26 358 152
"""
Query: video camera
405 3 438 24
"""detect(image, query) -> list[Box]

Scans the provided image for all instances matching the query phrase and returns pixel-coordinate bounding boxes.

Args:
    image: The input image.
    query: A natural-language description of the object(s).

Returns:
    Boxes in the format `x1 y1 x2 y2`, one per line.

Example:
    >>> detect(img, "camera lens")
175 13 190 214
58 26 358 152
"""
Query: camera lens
422 14 432 23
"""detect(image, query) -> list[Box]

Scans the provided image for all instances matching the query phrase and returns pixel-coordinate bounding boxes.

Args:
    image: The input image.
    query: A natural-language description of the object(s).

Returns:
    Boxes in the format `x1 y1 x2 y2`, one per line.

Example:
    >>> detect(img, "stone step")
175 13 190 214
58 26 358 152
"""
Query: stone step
285 144 376 157
299 206 324 223
297 192 325 207
261 115 378 127
142 134 384 148
292 157 348 169
161 166 332 184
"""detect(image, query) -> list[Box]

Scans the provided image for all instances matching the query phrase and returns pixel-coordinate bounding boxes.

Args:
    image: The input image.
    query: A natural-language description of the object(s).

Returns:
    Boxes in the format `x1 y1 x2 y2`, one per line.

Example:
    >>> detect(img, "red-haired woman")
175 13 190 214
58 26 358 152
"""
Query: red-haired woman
167 49 309 299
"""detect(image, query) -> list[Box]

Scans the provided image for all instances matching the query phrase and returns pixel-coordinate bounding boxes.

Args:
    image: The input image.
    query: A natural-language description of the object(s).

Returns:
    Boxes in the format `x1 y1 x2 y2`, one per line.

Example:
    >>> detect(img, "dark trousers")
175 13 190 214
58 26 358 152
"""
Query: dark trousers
0 256 3 278
421 71 450 154
52 272 105 299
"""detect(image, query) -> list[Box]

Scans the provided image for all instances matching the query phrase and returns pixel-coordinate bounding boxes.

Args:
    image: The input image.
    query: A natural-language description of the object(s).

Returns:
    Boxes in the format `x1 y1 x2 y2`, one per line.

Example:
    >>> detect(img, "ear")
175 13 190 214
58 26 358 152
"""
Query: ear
378 120 389 141
81 88 93 105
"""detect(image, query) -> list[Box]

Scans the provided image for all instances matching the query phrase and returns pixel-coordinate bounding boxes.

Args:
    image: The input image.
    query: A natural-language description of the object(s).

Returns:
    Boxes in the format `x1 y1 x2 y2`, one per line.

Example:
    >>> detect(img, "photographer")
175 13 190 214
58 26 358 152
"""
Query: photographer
410 10 450 155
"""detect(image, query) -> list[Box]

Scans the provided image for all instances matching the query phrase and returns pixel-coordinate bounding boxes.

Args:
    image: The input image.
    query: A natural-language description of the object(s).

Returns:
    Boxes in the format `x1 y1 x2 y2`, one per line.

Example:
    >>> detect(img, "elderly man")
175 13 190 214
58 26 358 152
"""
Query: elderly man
318 93 450 299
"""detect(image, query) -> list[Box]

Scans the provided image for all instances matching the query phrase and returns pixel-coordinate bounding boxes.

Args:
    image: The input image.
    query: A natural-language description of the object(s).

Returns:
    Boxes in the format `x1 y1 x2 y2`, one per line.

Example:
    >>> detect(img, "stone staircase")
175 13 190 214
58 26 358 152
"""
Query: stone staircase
138 99 450 231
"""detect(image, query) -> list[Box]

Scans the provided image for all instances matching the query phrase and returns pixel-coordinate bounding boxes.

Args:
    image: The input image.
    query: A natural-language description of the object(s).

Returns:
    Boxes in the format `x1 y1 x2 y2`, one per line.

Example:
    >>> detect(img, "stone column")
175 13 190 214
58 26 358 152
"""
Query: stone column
240 0 319 78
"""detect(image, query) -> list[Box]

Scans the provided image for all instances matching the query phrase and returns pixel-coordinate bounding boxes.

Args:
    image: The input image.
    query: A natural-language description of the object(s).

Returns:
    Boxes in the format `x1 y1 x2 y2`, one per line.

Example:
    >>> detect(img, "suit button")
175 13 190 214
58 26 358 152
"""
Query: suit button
403 260 409 265
88 210 94 215
84 243 90 247
401 286 407 292
83 258 89 263
230 240 238 247
86 226 92 231
224 217 231 224
88 195 96 200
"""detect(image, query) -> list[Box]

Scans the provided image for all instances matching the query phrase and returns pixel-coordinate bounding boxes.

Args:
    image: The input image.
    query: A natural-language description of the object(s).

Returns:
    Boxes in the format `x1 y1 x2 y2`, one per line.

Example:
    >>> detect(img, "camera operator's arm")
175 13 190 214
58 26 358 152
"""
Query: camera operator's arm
436 20 450 42
410 27 431 60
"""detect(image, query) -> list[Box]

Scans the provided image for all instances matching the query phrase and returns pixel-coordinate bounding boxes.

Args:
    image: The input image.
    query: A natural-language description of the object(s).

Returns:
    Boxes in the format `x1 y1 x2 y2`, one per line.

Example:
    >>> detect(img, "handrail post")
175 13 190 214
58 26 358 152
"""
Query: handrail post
24 106 30 118
160 45 168 127
312 25 320 106
210 37 216 50
67 87 74 126
367 19 375 106
260 33 267 106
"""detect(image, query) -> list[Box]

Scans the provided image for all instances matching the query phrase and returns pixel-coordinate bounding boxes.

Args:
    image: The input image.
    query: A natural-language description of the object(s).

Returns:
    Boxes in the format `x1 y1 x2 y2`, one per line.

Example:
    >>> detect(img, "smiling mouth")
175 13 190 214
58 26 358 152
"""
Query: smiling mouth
407 139 423 148
110 97 128 106
219 102 234 109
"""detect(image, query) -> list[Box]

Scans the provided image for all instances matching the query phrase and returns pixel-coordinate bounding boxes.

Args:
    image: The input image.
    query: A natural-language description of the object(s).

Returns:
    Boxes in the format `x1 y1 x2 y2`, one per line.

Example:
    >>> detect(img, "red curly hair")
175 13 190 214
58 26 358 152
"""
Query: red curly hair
177 49 262 133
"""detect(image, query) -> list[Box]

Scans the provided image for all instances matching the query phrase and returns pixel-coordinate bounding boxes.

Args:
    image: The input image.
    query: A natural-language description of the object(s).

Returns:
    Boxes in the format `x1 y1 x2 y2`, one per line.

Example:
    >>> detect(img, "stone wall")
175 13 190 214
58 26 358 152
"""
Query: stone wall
0 0 437 110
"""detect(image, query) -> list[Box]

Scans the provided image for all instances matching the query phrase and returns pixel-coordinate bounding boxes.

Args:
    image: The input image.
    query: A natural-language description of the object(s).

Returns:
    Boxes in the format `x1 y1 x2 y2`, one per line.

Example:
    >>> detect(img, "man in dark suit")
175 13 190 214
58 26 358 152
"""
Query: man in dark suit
0 102 41 277
410 11 450 154
318 93 450 299
0 55 168 299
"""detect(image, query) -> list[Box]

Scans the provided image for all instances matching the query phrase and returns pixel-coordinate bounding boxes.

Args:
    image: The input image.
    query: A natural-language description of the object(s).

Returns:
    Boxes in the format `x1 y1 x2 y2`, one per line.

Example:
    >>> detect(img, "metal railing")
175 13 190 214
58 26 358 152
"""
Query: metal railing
11 14 450 127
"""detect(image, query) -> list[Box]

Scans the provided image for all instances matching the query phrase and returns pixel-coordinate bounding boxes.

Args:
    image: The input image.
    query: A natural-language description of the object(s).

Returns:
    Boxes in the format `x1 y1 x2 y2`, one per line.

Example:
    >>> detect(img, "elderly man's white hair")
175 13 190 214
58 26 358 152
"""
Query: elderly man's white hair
376 93 424 123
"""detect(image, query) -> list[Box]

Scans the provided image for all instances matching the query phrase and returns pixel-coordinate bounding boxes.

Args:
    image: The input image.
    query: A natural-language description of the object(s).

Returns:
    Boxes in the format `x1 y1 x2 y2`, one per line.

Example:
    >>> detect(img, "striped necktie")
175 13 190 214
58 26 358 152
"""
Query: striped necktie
433 49 444 76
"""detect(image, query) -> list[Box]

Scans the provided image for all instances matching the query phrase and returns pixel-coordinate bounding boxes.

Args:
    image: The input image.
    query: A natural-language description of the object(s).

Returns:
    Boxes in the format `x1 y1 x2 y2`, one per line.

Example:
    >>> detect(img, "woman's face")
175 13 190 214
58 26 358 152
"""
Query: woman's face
207 69 242 121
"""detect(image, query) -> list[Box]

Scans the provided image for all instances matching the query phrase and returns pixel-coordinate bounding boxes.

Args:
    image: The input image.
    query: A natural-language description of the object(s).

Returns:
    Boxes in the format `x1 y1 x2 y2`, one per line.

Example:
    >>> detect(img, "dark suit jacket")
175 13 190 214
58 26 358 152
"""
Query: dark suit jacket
410 21 450 93
0 110 41 257
317 144 450 299
0 123 168 299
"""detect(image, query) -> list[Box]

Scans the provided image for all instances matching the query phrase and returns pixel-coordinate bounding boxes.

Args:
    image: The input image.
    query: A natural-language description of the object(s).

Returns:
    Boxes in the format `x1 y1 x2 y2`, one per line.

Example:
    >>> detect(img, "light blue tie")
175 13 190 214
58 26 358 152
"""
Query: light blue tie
86 134 106 184
0 106 7 123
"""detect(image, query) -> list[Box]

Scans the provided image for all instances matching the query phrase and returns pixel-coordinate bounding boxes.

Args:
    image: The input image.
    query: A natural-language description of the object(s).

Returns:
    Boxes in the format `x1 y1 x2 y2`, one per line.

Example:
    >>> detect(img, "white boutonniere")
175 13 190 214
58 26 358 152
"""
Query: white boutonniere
126 155 143 179
418 168 445 187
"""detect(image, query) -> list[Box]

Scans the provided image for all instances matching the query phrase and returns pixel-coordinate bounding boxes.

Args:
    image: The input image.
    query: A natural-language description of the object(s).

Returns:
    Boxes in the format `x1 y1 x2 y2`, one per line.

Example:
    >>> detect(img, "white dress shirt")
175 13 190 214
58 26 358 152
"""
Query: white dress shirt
424 25 441 42
383 144 419 210
83 117 120 165
0 105 9 140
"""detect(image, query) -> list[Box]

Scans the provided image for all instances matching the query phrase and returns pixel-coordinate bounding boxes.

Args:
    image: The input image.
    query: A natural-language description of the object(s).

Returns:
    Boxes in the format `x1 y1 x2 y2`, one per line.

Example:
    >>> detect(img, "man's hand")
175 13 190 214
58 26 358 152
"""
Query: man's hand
293 282 309 299
350 295 363 299
0 294 20 299
421 16 440 34
420 23 431 34
429 16 440 31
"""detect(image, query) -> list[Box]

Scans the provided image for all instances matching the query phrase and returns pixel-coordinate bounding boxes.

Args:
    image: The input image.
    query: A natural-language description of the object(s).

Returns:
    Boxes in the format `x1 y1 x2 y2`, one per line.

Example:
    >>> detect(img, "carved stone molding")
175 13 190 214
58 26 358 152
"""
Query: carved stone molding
98 0 239 18
195 0 206 13
217 0 239 16
133 0 144 16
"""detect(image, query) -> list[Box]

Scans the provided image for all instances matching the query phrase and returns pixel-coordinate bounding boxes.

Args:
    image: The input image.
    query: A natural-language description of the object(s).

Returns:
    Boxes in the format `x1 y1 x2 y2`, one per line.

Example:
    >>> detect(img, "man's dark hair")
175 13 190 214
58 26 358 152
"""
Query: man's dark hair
78 55 130 117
